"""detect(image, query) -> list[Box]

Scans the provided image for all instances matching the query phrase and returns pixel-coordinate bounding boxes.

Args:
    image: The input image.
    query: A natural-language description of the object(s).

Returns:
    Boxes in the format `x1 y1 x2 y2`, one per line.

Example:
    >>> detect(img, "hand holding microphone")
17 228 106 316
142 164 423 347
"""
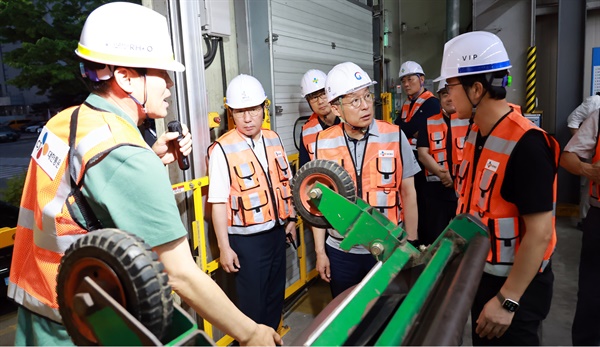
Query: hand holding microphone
167 120 190 171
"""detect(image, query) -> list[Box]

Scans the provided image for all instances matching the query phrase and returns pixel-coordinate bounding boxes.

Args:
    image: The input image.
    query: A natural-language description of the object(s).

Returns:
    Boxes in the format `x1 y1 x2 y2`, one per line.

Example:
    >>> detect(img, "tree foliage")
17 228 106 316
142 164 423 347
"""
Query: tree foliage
0 0 140 108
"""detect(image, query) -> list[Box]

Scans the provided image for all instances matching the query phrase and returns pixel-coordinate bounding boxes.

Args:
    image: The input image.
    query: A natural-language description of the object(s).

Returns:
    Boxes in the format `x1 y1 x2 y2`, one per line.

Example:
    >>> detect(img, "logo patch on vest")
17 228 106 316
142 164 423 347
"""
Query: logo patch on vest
485 159 500 172
32 127 69 180
274 150 283 157
379 150 394 158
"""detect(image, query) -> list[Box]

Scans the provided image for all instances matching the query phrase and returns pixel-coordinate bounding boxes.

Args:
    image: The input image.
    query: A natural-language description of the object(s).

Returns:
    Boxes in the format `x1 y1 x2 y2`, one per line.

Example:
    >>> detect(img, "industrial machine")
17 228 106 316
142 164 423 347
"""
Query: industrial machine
290 160 490 346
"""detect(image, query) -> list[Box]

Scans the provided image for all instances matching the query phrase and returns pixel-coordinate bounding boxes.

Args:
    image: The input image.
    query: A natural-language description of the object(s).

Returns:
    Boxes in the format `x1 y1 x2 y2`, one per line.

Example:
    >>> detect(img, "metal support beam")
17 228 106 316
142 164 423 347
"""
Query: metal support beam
556 0 585 203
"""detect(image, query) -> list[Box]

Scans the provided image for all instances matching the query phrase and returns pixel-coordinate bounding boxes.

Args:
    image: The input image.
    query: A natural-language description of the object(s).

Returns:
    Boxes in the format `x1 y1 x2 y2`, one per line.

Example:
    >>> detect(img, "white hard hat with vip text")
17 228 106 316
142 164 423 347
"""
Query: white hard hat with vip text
399 61 425 79
300 69 327 97
434 31 511 82
226 74 267 109
75 2 184 72
325 62 377 103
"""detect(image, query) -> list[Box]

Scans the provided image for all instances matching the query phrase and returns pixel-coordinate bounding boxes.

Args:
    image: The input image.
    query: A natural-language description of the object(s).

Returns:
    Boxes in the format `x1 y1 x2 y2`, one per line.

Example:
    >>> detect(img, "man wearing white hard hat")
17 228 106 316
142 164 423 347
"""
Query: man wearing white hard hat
311 62 420 297
8 3 280 346
396 60 441 249
298 69 340 167
208 74 297 332
437 31 559 345
415 79 470 246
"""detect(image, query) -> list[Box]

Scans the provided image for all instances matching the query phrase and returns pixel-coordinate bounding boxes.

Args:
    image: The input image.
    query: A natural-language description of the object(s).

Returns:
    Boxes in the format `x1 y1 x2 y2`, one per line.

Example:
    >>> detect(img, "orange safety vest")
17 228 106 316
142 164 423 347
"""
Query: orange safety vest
301 113 323 160
208 129 293 235
400 90 436 148
423 111 470 181
8 104 150 322
455 111 559 277
315 121 404 225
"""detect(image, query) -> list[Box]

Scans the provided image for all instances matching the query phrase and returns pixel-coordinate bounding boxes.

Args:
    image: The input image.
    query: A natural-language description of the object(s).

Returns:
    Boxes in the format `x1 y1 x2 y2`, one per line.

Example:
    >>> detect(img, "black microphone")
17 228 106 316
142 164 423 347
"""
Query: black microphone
167 120 190 171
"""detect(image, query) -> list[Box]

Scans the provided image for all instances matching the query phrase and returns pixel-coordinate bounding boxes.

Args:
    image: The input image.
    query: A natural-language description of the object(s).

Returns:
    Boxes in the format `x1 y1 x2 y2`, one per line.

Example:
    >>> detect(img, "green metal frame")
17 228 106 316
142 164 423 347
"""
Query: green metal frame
303 183 488 346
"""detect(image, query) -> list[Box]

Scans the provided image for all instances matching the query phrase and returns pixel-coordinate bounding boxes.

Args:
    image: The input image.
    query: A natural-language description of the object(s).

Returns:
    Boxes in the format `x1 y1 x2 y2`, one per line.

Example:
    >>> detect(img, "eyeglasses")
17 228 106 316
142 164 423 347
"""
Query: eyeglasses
307 90 328 102
339 92 374 109
445 82 462 89
231 105 263 119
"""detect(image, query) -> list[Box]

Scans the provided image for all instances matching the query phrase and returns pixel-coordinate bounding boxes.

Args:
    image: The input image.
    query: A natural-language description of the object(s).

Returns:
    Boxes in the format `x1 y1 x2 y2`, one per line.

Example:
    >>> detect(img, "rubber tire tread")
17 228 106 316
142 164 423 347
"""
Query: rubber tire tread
57 228 173 344
291 159 356 228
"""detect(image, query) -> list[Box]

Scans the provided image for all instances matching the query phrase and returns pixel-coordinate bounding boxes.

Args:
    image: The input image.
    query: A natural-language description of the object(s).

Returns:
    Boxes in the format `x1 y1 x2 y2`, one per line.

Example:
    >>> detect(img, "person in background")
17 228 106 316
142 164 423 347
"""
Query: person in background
298 69 340 167
560 102 600 346
437 31 558 345
312 62 420 298
566 92 600 228
416 79 470 246
8 3 280 346
395 60 441 247
208 74 297 332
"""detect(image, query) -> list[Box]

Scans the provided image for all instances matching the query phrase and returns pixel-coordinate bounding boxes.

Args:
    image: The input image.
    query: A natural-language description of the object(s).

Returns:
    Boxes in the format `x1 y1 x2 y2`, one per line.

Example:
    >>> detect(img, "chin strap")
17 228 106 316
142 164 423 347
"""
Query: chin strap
128 74 148 120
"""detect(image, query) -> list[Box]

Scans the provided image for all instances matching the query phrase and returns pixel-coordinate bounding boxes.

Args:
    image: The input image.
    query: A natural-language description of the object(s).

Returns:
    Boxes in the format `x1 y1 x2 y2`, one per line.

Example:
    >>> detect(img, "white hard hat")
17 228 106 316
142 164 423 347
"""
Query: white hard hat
325 62 377 103
300 69 327 97
75 2 184 72
226 74 267 109
399 61 425 79
436 79 447 93
434 31 511 82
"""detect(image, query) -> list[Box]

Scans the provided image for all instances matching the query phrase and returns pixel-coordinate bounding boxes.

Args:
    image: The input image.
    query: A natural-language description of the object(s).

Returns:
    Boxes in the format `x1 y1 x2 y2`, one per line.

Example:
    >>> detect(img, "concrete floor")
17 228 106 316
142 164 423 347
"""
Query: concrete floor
0 216 582 345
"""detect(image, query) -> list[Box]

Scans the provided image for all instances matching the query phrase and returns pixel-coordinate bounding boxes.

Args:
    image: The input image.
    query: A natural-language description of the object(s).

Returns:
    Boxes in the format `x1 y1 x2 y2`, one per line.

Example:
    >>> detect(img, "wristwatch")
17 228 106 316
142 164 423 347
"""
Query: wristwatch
496 292 519 313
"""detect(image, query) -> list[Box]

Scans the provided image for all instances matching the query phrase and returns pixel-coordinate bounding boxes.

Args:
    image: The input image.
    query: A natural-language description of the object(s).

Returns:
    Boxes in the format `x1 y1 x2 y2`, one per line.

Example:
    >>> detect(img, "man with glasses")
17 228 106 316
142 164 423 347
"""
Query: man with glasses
437 32 558 345
395 60 441 248
298 69 340 167
311 62 420 297
207 74 297 333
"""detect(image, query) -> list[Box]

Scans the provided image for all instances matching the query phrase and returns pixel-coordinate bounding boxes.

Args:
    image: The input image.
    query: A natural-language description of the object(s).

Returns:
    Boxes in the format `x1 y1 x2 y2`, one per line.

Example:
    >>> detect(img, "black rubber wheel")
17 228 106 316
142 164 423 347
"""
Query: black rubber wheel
57 229 173 345
291 159 356 228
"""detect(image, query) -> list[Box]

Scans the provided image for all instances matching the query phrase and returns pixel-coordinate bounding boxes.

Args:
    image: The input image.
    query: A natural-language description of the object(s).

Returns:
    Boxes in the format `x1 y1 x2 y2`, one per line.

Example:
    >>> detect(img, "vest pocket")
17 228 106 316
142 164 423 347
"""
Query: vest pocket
274 155 291 182
233 162 260 191
476 168 497 214
276 184 293 219
366 189 399 223
371 157 397 188
430 131 446 150
455 160 470 196
489 217 519 265
232 190 270 226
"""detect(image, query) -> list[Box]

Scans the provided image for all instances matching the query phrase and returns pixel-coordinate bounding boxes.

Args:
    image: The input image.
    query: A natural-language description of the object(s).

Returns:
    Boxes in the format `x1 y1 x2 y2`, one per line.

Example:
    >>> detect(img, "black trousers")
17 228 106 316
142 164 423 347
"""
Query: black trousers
326 244 377 298
420 194 457 246
229 225 286 331
471 264 554 346
572 205 600 346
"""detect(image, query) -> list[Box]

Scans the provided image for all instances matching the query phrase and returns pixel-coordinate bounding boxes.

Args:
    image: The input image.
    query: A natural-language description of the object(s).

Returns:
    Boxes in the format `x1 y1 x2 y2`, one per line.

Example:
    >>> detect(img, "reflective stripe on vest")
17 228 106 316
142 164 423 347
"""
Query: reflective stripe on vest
208 129 293 235
457 111 559 276
9 103 150 322
400 90 435 147
315 121 403 225
302 113 323 159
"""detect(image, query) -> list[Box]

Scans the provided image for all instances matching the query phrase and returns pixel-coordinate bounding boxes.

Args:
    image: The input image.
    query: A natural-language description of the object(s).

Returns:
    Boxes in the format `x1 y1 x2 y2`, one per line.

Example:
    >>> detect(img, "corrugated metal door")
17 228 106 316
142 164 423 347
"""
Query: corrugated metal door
270 0 373 155
268 0 373 290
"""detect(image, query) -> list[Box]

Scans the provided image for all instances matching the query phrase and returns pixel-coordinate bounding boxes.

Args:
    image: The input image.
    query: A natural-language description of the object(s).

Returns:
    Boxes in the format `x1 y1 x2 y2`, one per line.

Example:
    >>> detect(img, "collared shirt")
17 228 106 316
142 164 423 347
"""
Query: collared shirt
565 108 599 160
567 95 600 129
